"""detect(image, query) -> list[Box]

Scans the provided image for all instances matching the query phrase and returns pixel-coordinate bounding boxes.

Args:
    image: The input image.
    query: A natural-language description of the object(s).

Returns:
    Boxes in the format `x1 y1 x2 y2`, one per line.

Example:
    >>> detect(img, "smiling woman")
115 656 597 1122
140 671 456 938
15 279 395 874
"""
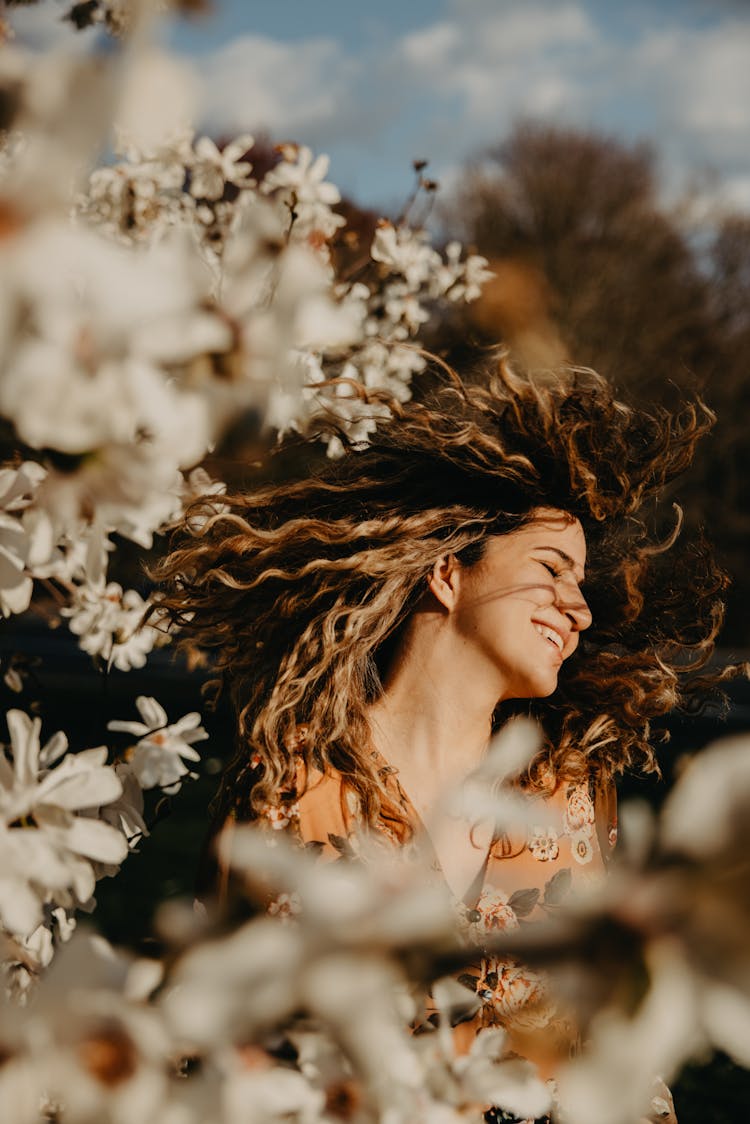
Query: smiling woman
154 355 724 1121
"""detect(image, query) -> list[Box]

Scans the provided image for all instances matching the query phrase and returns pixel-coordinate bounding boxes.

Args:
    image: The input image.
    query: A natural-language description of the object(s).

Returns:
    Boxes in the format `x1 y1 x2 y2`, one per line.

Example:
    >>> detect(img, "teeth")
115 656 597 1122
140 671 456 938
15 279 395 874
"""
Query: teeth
535 623 563 651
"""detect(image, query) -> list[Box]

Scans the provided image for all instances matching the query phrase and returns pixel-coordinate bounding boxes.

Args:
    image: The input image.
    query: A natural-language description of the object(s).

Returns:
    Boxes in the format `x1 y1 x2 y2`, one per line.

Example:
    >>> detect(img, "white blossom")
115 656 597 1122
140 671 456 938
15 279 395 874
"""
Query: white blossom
100 763 149 845
0 501 34 618
180 467 228 533
8 906 78 1000
190 134 254 201
62 581 158 671
83 139 192 242
107 696 208 793
0 462 49 617
0 710 127 940
371 221 441 288
20 932 174 1124
262 144 345 243
430 242 494 303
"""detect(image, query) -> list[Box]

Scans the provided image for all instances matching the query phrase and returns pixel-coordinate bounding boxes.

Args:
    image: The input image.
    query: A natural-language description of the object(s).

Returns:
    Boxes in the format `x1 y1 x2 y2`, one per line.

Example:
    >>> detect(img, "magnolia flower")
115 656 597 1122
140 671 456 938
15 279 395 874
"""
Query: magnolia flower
383 280 432 337
0 710 127 939
62 582 158 672
321 382 393 458
0 509 33 618
107 696 208 793
22 508 110 587
0 216 215 383
71 121 491 462
262 144 345 243
356 338 424 402
371 221 441 289
215 200 364 430
23 438 181 563
84 153 190 243
8 905 78 1000
20 932 174 1124
100 763 149 845
102 478 184 551
430 242 494 303
417 1008 552 1123
180 467 228 533
190 134 255 201
0 461 47 618
0 217 222 540
219 1054 325 1124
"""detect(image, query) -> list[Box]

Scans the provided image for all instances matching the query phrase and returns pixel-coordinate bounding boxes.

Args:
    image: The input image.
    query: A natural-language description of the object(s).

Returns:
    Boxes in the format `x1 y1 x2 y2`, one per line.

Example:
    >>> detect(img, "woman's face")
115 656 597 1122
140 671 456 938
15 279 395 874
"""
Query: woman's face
450 508 592 701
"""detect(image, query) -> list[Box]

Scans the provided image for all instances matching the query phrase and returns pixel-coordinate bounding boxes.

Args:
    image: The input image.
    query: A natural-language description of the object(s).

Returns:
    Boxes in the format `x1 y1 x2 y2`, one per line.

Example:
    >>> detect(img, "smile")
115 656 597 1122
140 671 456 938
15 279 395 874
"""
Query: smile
534 623 564 653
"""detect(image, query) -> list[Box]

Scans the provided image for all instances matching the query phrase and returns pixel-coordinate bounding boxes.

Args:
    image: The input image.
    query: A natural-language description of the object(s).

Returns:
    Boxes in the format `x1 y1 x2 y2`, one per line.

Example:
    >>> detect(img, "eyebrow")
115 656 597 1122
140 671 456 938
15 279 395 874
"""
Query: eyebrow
535 546 586 583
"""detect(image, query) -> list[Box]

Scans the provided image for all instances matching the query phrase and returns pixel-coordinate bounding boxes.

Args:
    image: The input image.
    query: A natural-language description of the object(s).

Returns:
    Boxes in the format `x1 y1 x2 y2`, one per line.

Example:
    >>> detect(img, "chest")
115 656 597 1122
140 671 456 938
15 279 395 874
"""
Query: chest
292 764 615 915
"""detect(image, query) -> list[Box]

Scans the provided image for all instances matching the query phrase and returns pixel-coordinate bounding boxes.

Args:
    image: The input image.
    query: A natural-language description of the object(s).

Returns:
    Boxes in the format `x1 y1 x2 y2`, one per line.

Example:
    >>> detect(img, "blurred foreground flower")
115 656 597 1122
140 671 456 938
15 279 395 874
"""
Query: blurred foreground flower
0 930 171 1124
0 710 127 941
499 734 750 1124
162 821 551 1123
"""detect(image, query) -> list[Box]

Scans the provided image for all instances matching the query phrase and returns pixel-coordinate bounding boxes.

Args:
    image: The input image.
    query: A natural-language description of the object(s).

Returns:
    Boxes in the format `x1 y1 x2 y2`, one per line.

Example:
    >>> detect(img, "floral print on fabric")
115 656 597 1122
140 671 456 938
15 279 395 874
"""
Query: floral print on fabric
257 800 300 831
242 738 618 1054
471 888 520 933
267 891 302 923
570 829 594 865
563 783 596 837
526 783 598 870
528 827 559 861
473 956 557 1031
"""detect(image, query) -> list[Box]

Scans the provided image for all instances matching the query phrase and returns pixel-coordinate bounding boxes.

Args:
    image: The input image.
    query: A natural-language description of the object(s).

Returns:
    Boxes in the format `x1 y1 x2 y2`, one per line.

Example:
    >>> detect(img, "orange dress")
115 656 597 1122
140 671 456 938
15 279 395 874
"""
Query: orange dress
245 740 618 1076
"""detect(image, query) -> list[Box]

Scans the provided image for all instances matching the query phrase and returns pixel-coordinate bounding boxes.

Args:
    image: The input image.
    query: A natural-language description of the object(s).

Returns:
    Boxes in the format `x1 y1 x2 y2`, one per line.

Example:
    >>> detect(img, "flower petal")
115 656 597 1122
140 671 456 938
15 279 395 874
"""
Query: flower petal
135 696 167 730
36 762 122 810
59 816 129 863
6 709 41 787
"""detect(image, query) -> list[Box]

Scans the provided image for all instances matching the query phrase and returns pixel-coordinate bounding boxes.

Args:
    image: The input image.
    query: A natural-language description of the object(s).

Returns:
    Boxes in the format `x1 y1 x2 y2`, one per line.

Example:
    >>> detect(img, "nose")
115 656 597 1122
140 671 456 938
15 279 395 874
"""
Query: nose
556 581 592 633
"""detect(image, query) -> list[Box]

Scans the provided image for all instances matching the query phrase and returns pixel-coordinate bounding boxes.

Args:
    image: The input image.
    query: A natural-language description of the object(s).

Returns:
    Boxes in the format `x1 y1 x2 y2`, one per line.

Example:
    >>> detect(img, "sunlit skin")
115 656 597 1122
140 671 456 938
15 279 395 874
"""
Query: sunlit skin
367 508 591 902
366 509 592 1079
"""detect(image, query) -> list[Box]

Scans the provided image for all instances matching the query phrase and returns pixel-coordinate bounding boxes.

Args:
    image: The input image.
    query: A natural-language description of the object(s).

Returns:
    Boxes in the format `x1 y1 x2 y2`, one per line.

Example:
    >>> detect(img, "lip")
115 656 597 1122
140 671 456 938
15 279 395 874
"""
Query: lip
532 620 569 658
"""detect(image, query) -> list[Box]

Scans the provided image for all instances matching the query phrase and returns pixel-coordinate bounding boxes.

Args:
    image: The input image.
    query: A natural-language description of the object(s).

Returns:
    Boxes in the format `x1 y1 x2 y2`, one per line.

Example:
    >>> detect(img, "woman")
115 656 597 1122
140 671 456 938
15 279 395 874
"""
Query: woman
157 359 724 1120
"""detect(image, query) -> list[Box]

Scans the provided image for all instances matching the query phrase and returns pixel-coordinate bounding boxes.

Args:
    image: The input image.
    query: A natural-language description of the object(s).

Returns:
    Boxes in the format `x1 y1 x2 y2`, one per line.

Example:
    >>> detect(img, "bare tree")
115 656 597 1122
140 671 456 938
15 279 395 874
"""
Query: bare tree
443 122 718 400
438 123 750 645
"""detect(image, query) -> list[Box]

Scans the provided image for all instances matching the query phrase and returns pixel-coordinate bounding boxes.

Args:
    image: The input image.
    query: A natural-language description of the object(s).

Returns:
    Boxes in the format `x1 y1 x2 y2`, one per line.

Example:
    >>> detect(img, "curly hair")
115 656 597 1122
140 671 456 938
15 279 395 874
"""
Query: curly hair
154 357 732 836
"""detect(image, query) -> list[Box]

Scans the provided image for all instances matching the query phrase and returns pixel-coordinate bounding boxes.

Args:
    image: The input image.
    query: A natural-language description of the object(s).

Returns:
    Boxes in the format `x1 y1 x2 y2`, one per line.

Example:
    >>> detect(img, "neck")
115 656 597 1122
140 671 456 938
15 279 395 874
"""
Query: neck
367 608 501 786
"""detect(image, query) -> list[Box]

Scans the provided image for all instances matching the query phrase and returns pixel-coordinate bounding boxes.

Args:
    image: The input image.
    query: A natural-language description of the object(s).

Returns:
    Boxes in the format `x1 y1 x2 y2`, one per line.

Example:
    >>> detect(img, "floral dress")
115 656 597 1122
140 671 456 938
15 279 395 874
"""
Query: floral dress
227 738 677 1124
246 737 618 1069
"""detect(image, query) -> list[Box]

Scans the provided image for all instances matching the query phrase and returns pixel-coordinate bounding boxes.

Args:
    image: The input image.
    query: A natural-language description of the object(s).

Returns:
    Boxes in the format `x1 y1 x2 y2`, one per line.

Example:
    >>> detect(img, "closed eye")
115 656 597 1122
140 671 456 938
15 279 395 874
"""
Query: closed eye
538 560 560 578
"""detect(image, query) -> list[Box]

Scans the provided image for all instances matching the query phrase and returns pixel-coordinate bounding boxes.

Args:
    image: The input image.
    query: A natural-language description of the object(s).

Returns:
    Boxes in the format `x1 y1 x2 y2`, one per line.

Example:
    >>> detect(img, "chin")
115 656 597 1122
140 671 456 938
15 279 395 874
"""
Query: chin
520 670 560 699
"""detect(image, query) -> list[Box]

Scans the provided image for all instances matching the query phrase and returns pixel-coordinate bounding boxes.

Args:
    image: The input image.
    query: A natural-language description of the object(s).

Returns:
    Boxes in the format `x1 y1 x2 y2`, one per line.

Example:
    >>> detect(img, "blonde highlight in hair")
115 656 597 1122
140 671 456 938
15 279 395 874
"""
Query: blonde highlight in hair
154 357 730 833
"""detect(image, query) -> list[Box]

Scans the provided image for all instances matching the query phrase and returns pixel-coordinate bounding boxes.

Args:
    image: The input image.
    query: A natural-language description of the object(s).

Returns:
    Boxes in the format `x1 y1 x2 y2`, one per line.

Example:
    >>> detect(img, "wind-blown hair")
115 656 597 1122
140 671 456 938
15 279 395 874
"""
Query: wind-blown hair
154 358 730 834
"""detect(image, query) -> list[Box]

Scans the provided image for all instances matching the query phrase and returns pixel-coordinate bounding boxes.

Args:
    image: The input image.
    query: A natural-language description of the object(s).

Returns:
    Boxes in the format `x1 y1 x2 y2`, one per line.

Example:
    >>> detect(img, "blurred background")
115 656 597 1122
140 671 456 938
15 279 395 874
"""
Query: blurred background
9 0 750 642
5 1 750 1119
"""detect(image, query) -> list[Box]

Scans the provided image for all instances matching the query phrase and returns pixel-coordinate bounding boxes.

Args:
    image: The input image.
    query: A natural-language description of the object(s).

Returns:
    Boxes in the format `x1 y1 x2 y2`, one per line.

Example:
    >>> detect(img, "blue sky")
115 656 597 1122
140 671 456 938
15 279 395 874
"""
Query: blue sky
9 0 750 216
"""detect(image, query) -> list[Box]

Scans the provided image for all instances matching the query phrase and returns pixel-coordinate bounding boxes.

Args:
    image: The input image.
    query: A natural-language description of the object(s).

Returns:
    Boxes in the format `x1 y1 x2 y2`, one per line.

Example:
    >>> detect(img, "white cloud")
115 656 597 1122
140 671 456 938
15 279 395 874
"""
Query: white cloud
719 176 750 212
8 0 750 215
633 23 750 151
389 1 750 213
393 0 603 158
7 0 94 52
194 34 354 139
398 0 598 122
400 21 459 68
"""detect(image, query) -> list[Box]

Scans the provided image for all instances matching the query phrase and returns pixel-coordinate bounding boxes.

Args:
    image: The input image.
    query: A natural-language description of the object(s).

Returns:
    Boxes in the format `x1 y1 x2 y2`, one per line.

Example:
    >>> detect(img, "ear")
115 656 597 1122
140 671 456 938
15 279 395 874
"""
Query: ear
426 554 462 612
